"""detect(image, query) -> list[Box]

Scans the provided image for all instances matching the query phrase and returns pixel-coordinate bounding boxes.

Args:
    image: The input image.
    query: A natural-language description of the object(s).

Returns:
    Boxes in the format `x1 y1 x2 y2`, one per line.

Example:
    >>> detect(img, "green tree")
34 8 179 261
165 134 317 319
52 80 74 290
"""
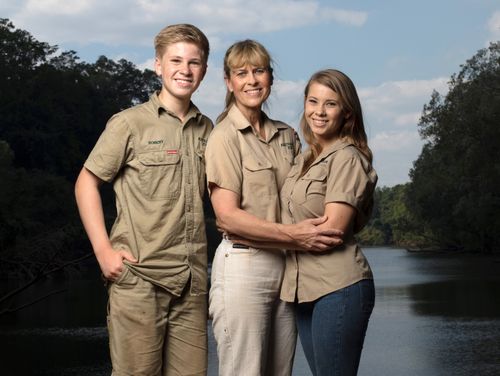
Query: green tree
0 140 86 278
0 19 160 180
0 19 162 279
407 42 500 252
358 184 428 247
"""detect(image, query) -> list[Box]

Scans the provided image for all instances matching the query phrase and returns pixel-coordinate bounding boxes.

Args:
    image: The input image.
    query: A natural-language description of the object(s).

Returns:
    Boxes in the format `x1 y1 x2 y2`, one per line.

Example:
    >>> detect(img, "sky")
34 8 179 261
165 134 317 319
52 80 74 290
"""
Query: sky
2 0 499 187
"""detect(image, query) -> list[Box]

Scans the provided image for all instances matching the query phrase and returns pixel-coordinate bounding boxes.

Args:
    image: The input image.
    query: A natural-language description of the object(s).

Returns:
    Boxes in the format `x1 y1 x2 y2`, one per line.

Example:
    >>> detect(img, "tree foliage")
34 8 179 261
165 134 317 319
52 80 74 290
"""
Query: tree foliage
357 184 429 247
407 42 500 252
0 141 85 276
0 19 160 180
0 19 161 278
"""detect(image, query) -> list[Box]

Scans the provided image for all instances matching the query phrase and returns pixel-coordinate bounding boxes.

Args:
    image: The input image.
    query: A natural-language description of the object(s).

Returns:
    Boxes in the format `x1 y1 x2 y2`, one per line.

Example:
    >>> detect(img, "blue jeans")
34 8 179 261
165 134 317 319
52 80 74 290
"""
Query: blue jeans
295 279 375 376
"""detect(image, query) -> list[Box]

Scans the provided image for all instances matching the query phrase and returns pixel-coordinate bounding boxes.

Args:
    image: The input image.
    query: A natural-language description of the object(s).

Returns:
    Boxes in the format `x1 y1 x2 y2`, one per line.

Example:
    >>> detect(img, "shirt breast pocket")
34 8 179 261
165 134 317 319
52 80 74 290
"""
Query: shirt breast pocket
138 151 181 200
295 166 327 204
243 157 275 196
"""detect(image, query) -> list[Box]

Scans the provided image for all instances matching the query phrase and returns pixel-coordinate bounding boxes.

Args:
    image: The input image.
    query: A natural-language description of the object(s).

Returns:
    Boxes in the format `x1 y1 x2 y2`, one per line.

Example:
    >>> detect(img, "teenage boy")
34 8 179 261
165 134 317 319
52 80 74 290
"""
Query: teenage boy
75 24 212 375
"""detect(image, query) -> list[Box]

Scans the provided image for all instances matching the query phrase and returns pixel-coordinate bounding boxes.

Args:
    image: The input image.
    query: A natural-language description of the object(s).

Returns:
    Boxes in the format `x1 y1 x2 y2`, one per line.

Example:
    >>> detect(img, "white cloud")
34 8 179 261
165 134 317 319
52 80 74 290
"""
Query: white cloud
7 0 367 48
137 57 155 72
356 78 450 186
369 131 424 186
372 150 417 187
359 77 449 133
359 78 448 105
320 8 367 27
0 1 25 14
487 11 500 40
25 0 94 15
370 131 421 153
394 112 421 127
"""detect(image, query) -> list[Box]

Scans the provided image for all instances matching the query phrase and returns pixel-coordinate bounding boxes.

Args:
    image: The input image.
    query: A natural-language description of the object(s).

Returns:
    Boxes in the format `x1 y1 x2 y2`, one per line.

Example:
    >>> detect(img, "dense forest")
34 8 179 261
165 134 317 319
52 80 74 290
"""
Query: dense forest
359 41 500 253
0 19 499 280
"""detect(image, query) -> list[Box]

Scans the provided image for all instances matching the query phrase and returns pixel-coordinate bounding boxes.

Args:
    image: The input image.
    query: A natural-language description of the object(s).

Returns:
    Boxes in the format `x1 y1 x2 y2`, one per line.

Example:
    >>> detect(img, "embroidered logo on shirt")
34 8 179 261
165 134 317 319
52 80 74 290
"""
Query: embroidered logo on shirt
166 149 179 155
148 140 164 145
281 142 294 150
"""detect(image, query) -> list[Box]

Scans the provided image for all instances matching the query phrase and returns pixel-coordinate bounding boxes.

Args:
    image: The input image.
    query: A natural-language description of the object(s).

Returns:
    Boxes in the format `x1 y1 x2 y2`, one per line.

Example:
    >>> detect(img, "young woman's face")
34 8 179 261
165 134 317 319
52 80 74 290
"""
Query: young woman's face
225 64 272 113
304 82 348 145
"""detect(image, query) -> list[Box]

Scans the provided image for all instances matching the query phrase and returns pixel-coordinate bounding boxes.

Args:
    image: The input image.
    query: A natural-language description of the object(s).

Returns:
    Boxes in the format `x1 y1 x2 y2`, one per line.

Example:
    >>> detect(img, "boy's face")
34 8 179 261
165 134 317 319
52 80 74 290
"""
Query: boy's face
155 42 206 103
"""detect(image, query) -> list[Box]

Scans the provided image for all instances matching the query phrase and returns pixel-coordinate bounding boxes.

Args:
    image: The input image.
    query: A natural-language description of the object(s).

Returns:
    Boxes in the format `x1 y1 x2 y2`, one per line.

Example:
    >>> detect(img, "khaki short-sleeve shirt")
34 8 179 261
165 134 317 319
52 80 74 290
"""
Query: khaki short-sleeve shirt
205 105 301 223
84 92 213 296
280 140 378 303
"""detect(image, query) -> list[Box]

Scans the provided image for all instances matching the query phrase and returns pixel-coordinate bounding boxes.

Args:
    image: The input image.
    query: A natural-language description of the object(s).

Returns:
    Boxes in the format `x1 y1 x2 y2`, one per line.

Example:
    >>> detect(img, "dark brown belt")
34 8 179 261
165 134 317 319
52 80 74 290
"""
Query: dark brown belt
232 243 249 249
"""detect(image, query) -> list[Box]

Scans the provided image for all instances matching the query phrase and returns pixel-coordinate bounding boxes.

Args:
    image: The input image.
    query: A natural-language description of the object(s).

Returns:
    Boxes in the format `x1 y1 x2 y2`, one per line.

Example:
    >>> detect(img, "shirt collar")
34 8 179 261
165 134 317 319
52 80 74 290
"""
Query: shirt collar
227 104 288 141
150 91 201 122
309 139 353 167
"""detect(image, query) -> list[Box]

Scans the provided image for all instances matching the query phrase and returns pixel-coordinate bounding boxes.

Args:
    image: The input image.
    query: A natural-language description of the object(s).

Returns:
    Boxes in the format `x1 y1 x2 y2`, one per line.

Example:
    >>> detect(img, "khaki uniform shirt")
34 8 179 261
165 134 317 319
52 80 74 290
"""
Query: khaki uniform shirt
280 140 378 303
205 105 301 225
84 92 213 296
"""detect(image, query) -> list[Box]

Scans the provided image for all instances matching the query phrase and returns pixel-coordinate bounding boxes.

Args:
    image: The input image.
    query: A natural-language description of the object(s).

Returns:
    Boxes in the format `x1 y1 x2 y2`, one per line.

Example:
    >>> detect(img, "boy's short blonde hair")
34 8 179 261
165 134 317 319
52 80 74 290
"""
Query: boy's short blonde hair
154 24 210 64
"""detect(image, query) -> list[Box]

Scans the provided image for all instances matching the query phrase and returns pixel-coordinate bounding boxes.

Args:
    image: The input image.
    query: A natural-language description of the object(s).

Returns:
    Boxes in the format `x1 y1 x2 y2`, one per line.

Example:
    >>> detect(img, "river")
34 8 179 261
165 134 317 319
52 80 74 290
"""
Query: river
1 247 499 375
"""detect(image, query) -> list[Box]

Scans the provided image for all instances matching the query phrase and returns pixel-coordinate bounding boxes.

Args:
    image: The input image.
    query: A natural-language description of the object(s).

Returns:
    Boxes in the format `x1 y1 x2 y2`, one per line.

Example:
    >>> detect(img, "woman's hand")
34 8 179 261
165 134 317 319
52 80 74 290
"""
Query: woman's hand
225 216 344 252
285 215 344 252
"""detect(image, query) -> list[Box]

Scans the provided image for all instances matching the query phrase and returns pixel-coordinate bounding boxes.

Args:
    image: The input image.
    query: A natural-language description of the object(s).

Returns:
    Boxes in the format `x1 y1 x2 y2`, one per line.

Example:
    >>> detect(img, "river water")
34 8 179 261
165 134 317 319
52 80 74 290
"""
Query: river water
1 247 499 375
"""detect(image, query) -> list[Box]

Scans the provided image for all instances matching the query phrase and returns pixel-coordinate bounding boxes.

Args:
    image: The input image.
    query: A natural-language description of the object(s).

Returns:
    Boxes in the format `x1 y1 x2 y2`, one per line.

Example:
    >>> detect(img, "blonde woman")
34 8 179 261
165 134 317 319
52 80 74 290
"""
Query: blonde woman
205 41 342 376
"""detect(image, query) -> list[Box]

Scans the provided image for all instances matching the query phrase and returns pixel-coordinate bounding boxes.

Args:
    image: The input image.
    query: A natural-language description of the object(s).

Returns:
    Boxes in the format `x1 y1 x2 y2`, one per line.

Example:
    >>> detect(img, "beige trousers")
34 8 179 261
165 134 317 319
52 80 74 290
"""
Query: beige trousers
209 239 297 376
107 268 207 376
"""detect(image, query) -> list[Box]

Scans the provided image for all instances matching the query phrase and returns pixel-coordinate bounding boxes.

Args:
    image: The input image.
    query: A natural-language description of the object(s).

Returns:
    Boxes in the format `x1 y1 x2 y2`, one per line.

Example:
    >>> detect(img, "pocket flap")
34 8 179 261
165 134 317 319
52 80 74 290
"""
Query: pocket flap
302 166 327 181
138 151 180 166
243 158 272 172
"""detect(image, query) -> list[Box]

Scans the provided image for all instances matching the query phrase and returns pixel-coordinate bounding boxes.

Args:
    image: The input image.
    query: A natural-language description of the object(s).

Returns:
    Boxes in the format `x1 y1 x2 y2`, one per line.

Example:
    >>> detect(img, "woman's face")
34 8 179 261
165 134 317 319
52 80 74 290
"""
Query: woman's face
225 64 272 113
304 82 348 146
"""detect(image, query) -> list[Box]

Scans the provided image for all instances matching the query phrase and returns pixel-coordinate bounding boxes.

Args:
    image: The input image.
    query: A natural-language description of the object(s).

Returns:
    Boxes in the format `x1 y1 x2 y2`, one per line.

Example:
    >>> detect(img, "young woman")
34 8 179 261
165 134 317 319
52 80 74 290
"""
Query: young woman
279 69 377 376
205 42 342 376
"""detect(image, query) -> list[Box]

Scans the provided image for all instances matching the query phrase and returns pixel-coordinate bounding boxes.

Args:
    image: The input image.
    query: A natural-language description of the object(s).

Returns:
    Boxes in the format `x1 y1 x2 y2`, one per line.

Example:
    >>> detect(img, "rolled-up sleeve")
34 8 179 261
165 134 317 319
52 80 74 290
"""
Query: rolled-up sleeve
324 149 377 231
84 114 134 183
205 127 242 196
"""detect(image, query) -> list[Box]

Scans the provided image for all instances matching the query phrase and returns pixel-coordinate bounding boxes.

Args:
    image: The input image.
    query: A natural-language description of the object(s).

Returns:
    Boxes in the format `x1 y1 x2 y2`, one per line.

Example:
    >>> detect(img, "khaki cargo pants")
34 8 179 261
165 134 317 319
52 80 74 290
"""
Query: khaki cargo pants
107 267 207 376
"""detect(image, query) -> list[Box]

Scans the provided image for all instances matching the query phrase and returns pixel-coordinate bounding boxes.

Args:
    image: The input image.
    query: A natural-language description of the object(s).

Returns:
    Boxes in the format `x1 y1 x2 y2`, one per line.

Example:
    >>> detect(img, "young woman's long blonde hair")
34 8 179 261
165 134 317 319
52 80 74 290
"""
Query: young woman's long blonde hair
216 40 274 123
301 69 372 174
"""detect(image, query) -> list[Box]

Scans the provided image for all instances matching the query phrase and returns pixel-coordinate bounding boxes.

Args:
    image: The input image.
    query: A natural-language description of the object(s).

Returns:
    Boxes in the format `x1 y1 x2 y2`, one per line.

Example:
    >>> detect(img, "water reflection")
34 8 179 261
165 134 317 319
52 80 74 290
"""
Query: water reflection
1 248 499 376
358 249 500 376
410 279 500 317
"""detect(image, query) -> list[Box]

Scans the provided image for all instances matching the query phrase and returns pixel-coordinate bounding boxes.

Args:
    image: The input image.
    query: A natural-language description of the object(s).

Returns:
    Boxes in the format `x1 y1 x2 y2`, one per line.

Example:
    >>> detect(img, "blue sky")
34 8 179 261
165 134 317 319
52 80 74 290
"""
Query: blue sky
2 0 499 187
